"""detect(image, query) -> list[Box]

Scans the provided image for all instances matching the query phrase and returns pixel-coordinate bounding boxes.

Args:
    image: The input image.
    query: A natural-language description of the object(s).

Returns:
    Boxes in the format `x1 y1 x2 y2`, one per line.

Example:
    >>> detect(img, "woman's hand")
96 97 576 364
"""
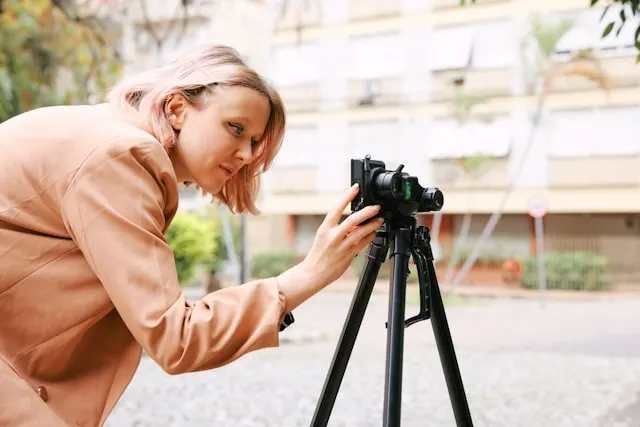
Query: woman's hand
276 184 384 312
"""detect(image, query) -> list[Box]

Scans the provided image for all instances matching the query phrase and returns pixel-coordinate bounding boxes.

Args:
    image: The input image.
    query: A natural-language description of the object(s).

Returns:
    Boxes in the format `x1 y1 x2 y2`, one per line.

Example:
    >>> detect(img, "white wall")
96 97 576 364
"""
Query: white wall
401 26 431 104
321 0 348 24
316 121 349 191
509 108 549 188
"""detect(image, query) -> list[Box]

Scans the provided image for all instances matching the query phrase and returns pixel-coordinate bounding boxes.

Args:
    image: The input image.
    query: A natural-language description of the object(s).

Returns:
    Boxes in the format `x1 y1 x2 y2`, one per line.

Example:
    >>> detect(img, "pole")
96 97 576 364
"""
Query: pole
534 216 546 307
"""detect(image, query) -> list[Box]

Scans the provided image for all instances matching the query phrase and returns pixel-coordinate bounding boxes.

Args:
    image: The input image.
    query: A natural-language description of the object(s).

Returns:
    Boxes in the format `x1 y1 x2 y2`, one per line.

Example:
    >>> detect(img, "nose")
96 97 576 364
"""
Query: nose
235 138 253 164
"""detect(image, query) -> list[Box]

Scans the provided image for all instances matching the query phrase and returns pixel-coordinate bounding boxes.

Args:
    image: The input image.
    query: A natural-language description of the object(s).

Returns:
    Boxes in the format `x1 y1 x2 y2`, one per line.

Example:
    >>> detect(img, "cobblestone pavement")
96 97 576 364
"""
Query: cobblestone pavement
104 288 640 427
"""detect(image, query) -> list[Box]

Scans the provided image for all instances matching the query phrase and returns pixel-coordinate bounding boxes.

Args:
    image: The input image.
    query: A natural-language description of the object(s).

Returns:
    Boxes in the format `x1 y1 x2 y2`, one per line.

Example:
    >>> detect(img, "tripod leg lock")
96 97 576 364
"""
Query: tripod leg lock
392 247 432 329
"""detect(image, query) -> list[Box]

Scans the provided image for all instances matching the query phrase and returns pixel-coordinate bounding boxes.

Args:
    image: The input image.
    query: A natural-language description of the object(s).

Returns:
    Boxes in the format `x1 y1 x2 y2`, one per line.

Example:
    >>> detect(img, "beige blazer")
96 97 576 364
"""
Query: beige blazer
0 104 288 426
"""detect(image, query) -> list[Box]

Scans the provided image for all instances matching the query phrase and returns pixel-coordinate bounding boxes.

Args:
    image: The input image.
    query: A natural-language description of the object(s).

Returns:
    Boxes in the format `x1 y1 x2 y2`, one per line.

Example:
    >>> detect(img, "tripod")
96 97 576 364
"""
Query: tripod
310 214 474 427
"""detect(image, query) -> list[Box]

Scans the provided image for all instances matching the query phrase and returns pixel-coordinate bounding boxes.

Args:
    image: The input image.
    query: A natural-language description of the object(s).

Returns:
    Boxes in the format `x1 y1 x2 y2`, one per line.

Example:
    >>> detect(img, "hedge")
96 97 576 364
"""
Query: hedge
520 251 609 291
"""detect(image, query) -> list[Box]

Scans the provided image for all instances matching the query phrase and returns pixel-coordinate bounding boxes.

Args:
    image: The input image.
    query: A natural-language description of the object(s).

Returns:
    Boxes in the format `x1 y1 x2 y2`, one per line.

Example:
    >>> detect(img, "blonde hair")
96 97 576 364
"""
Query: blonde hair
107 44 286 215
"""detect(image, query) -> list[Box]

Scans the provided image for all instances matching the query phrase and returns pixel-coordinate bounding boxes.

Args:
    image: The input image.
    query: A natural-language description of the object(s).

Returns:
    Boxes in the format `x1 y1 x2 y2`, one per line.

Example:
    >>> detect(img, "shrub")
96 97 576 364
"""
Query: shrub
520 251 609 291
251 249 298 279
165 212 219 285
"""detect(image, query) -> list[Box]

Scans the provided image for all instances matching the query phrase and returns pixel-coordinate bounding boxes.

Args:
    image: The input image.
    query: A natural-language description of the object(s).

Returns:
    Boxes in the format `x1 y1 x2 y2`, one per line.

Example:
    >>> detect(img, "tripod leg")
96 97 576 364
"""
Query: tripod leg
426 259 474 427
383 226 411 427
310 232 388 427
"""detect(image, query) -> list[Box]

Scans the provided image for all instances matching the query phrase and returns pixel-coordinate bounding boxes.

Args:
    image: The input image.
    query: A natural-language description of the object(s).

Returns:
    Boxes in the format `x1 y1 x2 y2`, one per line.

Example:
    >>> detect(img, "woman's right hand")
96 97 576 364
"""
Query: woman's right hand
276 184 384 312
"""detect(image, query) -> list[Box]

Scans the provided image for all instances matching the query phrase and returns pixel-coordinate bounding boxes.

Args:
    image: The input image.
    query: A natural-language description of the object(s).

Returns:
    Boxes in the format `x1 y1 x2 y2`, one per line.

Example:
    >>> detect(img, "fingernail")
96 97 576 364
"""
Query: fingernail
352 183 359 190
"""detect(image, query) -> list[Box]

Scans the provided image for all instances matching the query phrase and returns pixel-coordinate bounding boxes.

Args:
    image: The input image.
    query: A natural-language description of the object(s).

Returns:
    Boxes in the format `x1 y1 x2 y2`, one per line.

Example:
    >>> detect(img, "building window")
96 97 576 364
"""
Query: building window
347 120 401 160
428 20 516 71
347 32 402 80
428 115 512 159
555 5 639 58
269 42 320 87
272 125 319 167
547 107 640 158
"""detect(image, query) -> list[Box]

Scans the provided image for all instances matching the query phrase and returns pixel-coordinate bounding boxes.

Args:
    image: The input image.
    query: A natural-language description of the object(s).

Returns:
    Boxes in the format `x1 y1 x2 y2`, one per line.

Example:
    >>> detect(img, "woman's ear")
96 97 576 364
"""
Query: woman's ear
165 94 188 131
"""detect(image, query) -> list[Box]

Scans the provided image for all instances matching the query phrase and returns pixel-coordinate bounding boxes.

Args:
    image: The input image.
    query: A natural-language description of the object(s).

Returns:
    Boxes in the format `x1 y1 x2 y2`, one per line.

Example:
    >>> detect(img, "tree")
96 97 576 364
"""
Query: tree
447 15 612 290
166 212 219 285
441 85 489 287
460 0 640 59
0 0 122 122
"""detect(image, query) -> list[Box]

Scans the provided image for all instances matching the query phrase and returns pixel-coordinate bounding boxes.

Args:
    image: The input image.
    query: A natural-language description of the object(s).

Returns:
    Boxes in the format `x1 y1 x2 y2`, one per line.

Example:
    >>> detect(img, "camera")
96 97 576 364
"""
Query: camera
350 155 444 218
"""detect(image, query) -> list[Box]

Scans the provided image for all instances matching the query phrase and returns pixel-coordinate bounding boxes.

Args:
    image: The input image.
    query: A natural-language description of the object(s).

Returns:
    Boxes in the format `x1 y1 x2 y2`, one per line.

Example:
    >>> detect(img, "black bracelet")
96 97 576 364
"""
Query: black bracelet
279 311 295 332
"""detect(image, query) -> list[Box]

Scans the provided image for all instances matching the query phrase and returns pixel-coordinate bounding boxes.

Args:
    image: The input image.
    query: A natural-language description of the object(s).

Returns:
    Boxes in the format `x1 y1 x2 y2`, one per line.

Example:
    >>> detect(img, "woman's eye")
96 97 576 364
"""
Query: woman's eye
251 138 258 146
229 123 243 135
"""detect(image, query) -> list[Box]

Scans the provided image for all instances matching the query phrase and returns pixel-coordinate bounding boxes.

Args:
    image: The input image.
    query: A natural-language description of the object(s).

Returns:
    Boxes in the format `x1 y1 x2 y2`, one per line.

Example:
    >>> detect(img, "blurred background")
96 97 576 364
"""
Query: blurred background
3 0 639 426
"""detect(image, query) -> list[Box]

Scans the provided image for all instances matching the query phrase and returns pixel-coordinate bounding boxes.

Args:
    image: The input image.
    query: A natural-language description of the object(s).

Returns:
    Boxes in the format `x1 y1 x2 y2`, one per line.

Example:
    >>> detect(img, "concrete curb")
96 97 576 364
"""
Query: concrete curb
322 279 640 302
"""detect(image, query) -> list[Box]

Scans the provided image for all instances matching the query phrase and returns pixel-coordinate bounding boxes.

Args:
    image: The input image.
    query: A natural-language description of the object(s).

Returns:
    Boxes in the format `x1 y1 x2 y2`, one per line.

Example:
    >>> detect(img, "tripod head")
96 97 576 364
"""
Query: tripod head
350 155 444 224
349 154 444 328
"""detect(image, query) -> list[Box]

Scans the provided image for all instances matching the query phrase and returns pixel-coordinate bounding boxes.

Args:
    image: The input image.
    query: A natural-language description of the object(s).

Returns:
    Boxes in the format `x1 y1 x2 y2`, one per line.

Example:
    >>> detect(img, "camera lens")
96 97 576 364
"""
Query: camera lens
374 171 403 199
421 188 444 211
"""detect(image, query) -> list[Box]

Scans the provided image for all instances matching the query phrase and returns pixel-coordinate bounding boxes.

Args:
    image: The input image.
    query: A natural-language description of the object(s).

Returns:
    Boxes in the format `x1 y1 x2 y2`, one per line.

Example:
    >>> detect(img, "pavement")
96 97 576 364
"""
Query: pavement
103 282 640 427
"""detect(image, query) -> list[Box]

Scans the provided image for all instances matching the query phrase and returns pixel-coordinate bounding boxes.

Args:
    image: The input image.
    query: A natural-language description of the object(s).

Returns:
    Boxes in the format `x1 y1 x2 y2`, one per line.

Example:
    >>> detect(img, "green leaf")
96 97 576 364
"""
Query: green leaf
599 5 610 22
602 21 615 37
635 24 640 43
590 0 598 5
620 9 626 24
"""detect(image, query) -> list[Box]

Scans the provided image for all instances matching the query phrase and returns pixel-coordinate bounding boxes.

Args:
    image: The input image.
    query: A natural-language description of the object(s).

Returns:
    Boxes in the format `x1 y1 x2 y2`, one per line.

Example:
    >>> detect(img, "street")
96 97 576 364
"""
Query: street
105 288 640 427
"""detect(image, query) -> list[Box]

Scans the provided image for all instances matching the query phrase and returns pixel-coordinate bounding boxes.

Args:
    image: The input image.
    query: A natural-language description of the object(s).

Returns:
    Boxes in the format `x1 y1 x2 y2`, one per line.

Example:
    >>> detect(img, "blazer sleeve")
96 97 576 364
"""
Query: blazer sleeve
61 136 289 375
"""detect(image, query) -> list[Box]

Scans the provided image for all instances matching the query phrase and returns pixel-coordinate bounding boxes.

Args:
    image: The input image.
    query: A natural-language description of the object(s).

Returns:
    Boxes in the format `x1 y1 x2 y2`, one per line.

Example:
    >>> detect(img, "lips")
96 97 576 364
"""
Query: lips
220 165 235 177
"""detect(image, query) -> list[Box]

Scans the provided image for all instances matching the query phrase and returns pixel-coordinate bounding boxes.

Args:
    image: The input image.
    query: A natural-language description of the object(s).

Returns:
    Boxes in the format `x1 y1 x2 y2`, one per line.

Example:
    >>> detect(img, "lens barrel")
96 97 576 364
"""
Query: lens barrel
374 171 403 200
421 188 444 211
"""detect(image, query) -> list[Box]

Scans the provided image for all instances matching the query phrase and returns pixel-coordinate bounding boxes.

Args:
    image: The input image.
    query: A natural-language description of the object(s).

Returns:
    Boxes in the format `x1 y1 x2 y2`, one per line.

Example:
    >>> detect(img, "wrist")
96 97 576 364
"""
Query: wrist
276 260 323 312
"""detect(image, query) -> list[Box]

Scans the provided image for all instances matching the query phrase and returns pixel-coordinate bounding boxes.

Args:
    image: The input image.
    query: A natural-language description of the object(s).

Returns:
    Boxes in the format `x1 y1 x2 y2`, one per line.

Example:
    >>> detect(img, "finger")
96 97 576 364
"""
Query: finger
322 184 359 227
338 205 380 236
348 230 377 256
342 218 383 249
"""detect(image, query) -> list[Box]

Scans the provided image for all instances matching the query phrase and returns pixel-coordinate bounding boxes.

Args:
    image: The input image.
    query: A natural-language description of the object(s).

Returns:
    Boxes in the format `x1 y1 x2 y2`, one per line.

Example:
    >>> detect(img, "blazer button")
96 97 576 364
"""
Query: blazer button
36 386 48 402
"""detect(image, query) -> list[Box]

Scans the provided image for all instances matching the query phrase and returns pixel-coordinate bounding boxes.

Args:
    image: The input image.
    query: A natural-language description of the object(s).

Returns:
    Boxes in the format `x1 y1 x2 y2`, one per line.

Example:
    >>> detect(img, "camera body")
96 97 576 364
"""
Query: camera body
350 155 444 219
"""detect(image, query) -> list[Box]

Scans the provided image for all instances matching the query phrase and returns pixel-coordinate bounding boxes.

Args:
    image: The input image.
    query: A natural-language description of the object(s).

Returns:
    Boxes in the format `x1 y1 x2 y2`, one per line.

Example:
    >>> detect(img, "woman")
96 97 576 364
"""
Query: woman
0 44 382 426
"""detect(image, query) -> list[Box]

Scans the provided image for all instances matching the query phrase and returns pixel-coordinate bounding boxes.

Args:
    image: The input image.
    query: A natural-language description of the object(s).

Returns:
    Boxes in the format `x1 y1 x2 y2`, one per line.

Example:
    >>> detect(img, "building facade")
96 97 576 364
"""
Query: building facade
251 0 640 287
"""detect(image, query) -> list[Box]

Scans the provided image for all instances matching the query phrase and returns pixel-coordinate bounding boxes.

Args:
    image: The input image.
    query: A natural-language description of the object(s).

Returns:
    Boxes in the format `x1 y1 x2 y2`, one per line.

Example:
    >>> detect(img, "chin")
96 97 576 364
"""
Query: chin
201 181 225 196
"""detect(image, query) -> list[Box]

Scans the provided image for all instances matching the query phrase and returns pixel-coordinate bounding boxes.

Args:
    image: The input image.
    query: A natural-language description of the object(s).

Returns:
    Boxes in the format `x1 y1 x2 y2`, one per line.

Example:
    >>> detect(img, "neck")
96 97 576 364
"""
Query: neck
168 150 192 184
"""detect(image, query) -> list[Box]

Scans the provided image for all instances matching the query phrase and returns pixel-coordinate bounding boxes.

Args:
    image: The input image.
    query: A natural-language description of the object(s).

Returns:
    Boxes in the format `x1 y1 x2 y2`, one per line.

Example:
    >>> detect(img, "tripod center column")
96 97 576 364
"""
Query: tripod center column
383 225 413 427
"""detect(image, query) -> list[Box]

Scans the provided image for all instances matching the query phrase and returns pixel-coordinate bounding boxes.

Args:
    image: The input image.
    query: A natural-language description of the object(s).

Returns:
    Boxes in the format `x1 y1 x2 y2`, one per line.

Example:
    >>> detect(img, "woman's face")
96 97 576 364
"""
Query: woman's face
167 85 271 194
